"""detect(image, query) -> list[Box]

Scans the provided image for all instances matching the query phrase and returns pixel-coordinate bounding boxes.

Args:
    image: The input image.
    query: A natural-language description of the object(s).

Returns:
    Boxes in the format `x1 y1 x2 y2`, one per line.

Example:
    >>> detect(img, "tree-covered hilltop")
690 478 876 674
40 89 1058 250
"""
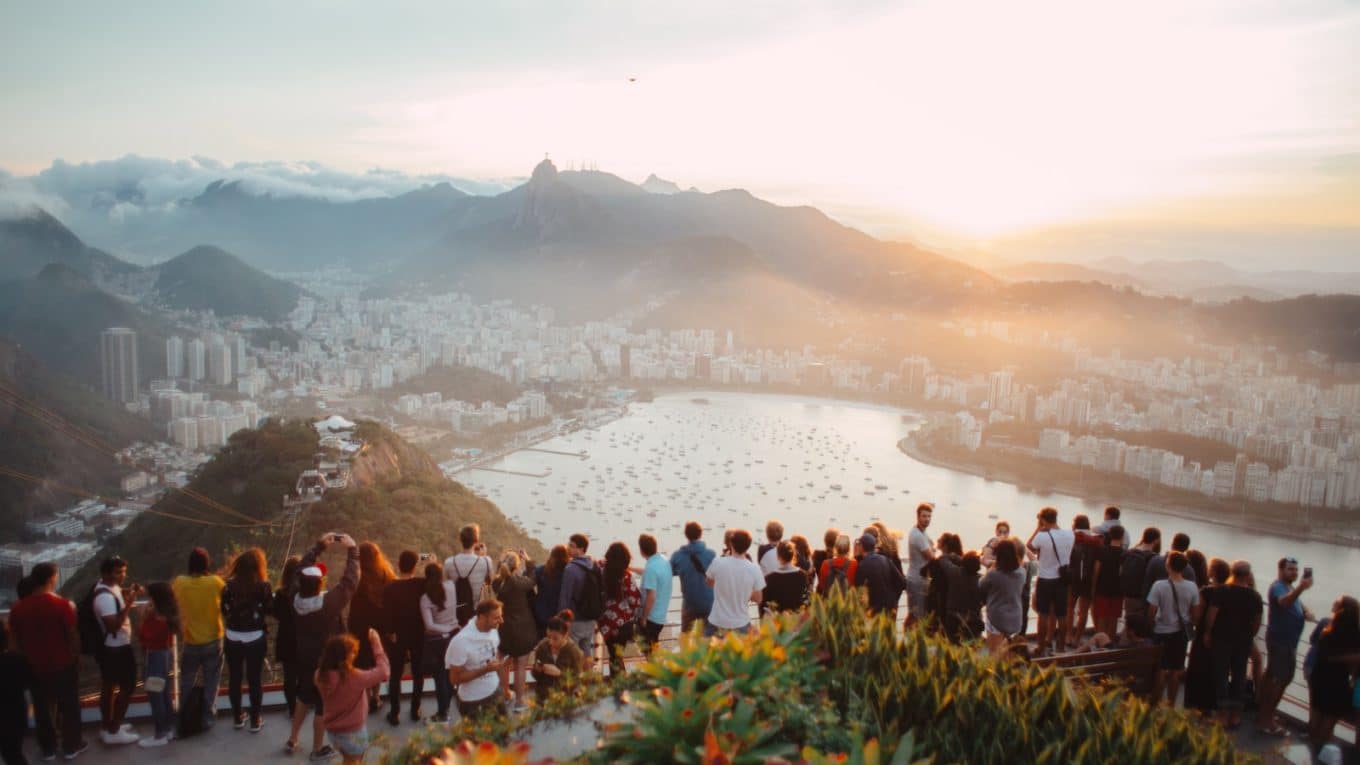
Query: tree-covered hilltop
66 418 544 594
0 337 158 536
380 363 523 405
150 245 307 322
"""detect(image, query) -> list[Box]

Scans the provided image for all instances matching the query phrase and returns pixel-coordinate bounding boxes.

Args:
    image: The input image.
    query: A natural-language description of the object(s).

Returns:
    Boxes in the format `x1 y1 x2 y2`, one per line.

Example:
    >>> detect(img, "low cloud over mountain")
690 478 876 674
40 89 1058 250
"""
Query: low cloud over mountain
0 155 516 262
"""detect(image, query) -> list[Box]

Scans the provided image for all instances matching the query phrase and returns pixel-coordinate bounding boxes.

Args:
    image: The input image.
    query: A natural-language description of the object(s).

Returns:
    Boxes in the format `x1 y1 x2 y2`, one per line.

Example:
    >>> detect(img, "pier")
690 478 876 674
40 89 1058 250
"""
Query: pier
468 466 552 478
522 447 589 458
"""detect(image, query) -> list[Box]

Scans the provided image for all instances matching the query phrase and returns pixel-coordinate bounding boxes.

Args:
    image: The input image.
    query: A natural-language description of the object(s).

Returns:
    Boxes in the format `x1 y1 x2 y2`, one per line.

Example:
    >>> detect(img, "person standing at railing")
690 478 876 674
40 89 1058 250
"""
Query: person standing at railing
174 547 226 733
638 535 671 652
703 529 764 638
92 556 142 745
286 532 359 761
383 551 428 725
348 543 395 720
1202 560 1263 729
1145 552 1201 708
8 562 86 760
1307 596 1360 751
222 548 273 733
0 617 38 764
670 522 716 634
274 557 303 719
1257 556 1313 736
558 534 600 656
493 550 538 711
904 503 937 629
136 582 179 748
598 542 641 678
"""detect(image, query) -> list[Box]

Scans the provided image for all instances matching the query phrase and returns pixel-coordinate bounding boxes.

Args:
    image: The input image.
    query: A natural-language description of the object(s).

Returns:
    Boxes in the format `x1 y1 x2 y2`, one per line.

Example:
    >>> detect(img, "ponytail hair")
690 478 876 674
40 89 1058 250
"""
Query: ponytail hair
423 562 445 610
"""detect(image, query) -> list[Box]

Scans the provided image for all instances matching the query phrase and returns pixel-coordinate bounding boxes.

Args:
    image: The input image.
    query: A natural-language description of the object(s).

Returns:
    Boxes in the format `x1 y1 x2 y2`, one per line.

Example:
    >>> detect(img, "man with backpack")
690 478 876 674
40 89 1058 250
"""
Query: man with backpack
444 524 494 626
670 522 716 633
1142 532 1196 593
10 562 87 760
89 556 142 745
557 533 601 655
1119 527 1161 643
757 520 784 576
856 534 906 617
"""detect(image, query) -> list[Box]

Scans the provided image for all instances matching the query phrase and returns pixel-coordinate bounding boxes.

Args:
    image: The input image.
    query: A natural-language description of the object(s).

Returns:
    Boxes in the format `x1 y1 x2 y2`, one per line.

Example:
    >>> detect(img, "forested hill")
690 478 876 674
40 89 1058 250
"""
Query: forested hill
65 419 544 594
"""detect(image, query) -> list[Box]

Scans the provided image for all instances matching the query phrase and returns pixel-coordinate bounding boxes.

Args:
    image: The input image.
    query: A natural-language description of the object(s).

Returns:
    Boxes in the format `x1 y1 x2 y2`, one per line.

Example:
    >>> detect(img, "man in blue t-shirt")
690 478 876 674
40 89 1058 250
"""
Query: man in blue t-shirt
638 534 672 652
1257 556 1312 734
669 522 716 633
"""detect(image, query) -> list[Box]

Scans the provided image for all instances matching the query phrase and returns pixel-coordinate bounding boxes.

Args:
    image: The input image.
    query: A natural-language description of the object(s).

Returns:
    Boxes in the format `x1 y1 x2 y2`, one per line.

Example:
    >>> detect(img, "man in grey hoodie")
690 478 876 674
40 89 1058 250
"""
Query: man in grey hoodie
285 532 359 761
556 533 598 658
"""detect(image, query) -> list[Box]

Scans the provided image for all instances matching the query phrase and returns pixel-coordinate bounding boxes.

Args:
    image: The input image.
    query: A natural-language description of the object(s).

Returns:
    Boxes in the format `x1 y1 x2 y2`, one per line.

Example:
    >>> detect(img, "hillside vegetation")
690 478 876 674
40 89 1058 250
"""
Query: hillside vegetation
67 419 543 593
381 364 522 405
152 245 305 321
0 338 158 535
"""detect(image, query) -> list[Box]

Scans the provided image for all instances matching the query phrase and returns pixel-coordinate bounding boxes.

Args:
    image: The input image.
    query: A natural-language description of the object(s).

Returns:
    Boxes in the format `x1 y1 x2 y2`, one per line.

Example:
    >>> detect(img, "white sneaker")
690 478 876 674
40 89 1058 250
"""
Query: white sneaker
100 729 140 745
137 736 170 748
119 723 135 733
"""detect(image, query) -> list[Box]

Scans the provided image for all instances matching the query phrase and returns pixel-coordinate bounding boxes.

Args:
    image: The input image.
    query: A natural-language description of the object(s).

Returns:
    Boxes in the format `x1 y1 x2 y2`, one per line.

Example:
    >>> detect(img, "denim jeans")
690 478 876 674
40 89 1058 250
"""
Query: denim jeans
224 637 266 720
391 636 425 717
145 649 176 739
179 640 223 726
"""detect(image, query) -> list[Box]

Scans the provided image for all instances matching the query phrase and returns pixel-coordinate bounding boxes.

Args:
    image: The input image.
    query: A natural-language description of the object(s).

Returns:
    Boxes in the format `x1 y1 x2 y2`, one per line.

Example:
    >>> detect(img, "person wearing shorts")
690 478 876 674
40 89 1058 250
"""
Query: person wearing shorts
1145 552 1199 707
1026 508 1073 655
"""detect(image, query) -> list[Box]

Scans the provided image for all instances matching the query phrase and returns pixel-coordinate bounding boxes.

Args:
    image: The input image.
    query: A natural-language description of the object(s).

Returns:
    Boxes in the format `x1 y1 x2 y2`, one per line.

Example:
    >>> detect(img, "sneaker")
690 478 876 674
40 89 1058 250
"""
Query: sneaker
234 713 247 729
138 735 171 748
249 715 264 733
386 710 401 727
100 729 140 745
41 751 57 762
409 709 423 723
511 702 529 714
119 723 135 734
309 745 338 761
430 713 450 723
62 742 89 760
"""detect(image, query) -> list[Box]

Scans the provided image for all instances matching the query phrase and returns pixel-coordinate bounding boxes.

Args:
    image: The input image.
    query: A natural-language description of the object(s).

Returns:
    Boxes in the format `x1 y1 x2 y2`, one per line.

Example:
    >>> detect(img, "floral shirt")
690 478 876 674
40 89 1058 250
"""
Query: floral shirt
598 568 641 641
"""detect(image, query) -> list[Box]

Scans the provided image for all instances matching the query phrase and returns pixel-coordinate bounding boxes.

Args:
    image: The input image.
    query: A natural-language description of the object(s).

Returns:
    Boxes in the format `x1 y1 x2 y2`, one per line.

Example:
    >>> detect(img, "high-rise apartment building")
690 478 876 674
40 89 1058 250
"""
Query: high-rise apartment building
187 338 206 381
100 327 139 403
208 341 232 386
166 335 184 378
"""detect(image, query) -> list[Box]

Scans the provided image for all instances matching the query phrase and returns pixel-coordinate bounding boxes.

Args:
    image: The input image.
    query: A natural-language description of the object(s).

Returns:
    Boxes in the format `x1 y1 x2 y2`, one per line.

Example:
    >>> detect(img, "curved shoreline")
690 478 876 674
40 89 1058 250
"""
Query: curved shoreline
896 435 1360 549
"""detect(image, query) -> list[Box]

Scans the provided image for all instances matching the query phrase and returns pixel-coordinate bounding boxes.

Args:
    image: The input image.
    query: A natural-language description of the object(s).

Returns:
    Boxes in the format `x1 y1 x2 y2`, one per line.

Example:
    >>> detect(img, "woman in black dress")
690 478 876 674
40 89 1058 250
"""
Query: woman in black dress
1308 596 1360 749
1183 557 1229 713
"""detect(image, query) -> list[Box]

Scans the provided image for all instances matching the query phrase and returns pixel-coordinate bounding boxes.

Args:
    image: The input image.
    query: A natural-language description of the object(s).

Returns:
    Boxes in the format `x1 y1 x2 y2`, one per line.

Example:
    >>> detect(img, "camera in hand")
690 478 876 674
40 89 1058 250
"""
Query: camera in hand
1303 566 1313 579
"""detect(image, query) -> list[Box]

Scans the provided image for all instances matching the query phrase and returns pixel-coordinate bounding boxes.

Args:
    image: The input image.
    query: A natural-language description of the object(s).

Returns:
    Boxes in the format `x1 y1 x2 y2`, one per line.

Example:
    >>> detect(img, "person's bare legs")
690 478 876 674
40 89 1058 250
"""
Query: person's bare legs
288 701 307 748
514 655 530 705
1257 674 1286 730
311 712 325 753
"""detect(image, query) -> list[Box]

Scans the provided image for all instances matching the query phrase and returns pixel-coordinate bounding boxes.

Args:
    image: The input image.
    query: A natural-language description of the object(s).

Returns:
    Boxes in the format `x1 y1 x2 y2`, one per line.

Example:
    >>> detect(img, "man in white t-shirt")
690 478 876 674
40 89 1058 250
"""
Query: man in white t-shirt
92 556 142 744
704 529 765 637
904 503 937 627
445 599 510 720
1145 551 1201 706
757 520 784 576
1026 507 1074 656
444 524 493 616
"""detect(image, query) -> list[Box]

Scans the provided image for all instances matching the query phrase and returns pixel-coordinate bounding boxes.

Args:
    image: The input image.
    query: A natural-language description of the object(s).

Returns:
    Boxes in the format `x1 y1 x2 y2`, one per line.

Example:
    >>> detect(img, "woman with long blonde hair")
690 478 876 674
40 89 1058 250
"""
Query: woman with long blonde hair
492 549 538 711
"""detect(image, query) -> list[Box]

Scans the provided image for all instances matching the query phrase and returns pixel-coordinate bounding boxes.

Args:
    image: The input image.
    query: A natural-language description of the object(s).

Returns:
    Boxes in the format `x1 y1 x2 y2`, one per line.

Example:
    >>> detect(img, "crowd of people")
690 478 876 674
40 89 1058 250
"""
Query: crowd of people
1 506 1358 763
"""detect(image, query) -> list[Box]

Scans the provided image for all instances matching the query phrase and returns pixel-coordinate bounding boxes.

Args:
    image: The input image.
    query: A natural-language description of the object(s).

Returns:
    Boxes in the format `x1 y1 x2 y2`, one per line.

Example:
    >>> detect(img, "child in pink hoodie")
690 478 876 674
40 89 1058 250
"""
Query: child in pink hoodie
316 628 390 764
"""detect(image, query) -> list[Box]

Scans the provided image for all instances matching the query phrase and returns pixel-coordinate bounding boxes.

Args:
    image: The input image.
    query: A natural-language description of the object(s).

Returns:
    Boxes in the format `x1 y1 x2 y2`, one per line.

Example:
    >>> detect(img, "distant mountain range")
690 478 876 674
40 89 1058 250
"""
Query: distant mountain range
0 212 306 321
994 257 1360 301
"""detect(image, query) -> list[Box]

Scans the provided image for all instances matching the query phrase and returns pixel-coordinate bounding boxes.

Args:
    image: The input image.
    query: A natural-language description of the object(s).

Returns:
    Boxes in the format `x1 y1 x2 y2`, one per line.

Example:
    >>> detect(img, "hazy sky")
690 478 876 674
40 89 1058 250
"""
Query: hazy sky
2 0 1357 248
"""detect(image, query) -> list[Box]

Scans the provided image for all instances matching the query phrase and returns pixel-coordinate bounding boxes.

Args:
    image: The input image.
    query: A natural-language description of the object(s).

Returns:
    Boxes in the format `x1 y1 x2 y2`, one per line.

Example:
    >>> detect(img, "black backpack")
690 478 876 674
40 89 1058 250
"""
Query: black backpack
449 559 479 627
178 684 205 738
1068 542 1094 586
574 563 605 621
76 583 109 656
821 559 851 595
1119 549 1155 598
